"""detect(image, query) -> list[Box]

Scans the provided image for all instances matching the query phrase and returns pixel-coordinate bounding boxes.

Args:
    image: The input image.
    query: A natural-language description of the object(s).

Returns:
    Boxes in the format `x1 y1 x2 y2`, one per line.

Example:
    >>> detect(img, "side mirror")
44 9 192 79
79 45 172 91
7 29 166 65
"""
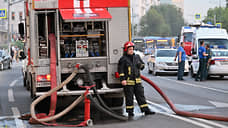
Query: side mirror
191 48 196 55
2 56 5 59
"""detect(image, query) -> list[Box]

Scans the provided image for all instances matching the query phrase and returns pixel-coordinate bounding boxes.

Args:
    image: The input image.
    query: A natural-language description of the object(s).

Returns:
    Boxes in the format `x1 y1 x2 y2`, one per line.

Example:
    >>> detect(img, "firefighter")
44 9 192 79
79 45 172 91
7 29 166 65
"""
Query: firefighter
195 41 208 81
118 41 155 119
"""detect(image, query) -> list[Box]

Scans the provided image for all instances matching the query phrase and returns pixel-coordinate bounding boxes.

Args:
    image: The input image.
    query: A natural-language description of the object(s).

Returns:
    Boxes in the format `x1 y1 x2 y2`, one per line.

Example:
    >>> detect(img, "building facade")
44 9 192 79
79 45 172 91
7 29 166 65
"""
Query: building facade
0 0 25 46
0 0 8 45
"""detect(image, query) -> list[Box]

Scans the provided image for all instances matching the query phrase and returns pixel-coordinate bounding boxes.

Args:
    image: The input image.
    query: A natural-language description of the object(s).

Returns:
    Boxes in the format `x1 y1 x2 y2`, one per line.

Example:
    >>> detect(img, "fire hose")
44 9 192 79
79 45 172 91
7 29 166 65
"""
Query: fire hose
141 75 228 121
30 69 89 126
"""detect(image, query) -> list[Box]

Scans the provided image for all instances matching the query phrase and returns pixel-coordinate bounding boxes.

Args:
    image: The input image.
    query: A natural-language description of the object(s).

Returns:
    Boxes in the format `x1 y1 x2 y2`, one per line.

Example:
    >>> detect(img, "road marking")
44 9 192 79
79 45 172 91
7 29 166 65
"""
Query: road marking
8 89 15 102
192 118 228 128
209 101 228 108
157 76 228 94
11 107 26 128
9 80 18 87
147 100 227 128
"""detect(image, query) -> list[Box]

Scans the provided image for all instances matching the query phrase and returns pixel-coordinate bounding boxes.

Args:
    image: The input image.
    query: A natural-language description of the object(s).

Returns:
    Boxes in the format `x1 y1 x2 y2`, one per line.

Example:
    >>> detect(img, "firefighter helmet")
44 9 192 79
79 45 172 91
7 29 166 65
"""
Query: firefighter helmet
124 41 134 52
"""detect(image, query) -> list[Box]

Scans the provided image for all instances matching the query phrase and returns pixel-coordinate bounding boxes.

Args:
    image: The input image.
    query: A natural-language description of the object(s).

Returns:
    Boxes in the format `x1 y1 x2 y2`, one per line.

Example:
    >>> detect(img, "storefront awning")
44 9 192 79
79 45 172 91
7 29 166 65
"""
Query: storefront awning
59 8 112 22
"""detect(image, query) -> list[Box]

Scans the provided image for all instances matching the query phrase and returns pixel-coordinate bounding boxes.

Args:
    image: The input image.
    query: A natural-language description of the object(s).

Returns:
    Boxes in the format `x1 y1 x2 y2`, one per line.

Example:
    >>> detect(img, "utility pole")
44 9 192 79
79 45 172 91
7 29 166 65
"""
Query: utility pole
7 0 11 46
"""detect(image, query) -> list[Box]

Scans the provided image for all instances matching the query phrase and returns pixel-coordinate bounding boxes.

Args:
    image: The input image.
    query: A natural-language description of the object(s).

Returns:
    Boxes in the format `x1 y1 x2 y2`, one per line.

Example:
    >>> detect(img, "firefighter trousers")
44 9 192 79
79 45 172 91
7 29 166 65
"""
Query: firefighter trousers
123 83 150 114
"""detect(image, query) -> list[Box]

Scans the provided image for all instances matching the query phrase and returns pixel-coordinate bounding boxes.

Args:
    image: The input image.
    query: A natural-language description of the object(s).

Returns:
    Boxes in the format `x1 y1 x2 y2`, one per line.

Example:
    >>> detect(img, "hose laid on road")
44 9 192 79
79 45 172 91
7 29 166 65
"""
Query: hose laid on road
141 75 228 121
30 70 85 123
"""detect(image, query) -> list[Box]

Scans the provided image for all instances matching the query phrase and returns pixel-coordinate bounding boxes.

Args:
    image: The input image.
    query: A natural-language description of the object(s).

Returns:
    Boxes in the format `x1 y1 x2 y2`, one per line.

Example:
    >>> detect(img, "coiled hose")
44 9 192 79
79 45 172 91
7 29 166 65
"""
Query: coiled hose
141 75 228 121
30 70 85 123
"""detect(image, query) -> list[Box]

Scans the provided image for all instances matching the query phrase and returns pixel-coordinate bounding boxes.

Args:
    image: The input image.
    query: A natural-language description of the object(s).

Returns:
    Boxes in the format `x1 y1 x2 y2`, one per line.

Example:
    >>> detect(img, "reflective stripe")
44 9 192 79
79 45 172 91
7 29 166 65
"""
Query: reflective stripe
140 104 148 108
128 66 131 75
126 106 134 109
127 79 135 85
119 73 125 77
136 78 141 83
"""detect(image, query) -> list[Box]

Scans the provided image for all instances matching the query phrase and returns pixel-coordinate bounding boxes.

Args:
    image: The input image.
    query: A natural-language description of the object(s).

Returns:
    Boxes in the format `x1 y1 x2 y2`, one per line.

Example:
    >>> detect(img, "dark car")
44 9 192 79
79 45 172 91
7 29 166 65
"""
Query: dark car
0 50 11 70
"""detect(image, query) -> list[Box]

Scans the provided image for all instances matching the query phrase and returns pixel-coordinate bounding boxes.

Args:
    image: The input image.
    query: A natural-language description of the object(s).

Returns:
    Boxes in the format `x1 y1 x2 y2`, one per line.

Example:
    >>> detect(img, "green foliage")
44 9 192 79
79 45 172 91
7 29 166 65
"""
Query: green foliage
204 7 228 31
138 4 185 37
13 40 24 50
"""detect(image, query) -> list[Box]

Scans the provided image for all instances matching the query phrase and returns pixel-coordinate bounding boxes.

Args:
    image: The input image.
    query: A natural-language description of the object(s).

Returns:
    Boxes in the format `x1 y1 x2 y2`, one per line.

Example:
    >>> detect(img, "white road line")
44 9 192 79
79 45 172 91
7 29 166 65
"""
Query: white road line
145 100 213 128
192 118 228 128
8 89 15 102
147 100 227 128
11 107 26 128
160 112 214 128
157 76 228 94
9 80 18 87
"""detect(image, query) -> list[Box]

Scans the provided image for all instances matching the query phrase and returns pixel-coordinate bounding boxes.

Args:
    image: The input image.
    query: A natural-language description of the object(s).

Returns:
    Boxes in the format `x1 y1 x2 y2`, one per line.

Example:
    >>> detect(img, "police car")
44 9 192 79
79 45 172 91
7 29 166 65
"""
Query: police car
147 48 189 75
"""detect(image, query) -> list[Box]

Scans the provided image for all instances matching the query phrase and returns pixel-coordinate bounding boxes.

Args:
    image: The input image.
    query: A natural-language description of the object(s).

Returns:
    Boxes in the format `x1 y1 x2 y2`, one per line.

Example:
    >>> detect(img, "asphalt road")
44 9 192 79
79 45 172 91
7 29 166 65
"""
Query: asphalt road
0 60 228 128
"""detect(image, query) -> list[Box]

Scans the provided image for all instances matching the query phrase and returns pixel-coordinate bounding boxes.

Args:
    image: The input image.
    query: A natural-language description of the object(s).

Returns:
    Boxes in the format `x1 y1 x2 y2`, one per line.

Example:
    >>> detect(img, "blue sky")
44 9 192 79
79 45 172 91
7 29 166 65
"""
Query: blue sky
184 0 226 24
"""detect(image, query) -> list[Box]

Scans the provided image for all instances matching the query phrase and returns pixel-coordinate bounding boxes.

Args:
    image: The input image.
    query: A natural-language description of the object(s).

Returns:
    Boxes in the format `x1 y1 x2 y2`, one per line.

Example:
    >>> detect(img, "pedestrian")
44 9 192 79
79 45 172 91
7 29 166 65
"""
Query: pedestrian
205 44 212 80
174 42 186 80
118 41 155 119
195 41 208 81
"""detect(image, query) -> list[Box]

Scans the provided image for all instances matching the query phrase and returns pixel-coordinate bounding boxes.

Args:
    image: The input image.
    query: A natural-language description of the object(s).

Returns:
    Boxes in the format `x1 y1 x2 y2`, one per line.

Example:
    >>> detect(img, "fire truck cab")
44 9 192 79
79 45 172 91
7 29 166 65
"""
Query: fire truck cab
23 0 131 108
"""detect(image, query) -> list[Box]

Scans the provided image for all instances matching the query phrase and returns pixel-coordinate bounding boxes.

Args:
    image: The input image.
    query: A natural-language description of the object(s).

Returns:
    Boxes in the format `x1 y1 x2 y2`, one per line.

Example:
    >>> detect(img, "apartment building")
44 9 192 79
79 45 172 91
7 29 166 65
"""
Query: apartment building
0 0 25 45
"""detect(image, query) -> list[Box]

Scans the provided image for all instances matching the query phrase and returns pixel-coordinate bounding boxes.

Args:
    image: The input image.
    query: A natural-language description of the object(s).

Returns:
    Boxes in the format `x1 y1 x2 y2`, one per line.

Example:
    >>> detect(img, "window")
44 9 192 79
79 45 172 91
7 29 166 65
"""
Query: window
12 12 15 20
4 0 7 2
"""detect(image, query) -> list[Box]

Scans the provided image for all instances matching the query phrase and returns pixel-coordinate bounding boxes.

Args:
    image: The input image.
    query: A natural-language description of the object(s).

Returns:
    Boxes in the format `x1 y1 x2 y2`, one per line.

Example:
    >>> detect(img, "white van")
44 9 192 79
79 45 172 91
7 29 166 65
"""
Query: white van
190 27 228 78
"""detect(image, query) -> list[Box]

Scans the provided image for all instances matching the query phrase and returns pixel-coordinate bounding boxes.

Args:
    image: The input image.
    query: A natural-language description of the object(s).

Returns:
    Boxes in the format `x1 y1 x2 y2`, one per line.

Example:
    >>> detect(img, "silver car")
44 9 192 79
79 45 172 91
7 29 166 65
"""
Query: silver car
0 50 11 70
147 48 189 75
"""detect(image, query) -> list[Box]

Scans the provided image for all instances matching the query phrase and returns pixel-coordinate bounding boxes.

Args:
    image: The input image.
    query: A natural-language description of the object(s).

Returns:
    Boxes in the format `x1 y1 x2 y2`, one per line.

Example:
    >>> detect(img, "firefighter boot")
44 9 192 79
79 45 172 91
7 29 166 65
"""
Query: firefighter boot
128 112 134 120
144 108 155 115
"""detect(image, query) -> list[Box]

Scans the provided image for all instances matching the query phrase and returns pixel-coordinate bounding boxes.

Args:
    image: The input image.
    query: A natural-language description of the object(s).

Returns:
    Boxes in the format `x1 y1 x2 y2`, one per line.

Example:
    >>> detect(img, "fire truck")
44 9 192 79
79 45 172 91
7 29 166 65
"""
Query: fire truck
180 26 195 56
22 0 131 108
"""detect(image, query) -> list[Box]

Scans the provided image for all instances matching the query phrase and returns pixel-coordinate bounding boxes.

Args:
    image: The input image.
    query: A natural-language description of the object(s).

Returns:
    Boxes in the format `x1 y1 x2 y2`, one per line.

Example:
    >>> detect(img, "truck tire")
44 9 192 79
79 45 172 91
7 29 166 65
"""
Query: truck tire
30 74 35 99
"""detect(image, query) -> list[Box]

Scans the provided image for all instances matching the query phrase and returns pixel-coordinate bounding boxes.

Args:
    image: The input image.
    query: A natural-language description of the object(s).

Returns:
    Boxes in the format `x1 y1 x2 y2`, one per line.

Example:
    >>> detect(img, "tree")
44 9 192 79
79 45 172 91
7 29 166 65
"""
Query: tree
138 5 185 37
138 8 171 36
154 5 184 36
204 7 228 31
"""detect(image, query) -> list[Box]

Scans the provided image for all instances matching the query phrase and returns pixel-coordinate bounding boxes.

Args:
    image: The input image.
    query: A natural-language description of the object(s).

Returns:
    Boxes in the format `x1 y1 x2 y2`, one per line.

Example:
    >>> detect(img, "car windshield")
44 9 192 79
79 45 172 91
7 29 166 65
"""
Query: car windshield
183 32 193 42
156 50 176 57
198 39 228 49
212 50 228 57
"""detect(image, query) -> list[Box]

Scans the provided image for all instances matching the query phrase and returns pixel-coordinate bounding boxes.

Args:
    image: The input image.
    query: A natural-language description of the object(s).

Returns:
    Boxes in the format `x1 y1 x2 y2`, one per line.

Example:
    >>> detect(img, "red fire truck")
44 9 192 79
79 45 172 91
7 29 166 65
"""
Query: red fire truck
22 0 131 108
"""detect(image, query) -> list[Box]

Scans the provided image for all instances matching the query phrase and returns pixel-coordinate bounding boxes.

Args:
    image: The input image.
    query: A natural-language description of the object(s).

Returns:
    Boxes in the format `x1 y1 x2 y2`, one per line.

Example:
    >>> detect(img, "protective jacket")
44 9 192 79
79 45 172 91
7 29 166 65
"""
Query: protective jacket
118 54 145 85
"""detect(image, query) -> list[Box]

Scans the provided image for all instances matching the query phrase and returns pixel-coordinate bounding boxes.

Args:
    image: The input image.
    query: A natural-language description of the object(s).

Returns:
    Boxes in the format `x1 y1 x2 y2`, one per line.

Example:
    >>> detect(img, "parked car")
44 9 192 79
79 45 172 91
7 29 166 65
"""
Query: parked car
0 50 11 70
147 48 189 75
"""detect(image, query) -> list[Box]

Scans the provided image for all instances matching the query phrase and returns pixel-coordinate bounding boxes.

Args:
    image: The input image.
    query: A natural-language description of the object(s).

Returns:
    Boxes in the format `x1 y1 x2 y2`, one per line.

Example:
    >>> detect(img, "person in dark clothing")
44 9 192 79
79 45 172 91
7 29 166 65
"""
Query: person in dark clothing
118 41 155 119
175 42 186 80
195 41 208 81
205 44 212 79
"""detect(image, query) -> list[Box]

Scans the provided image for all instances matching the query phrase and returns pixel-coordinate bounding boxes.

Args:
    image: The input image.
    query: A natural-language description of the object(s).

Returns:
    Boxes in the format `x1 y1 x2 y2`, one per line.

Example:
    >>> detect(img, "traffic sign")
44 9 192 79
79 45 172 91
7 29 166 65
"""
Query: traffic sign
195 13 201 20
0 9 7 19
216 23 222 28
